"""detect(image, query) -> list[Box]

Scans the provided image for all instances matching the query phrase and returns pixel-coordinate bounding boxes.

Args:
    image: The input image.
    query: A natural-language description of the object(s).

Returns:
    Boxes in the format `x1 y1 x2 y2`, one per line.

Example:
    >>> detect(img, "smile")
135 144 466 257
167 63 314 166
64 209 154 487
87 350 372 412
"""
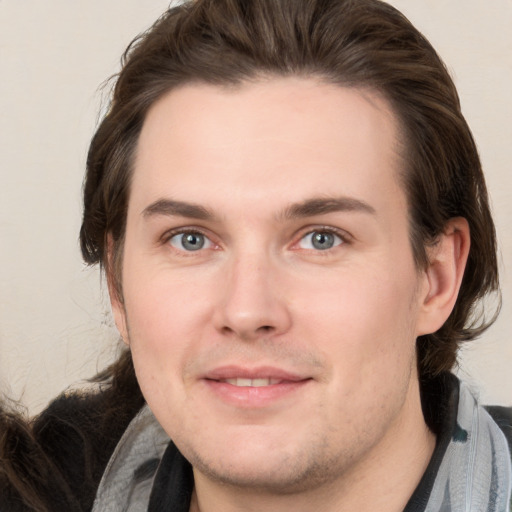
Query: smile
203 368 312 408
221 378 281 387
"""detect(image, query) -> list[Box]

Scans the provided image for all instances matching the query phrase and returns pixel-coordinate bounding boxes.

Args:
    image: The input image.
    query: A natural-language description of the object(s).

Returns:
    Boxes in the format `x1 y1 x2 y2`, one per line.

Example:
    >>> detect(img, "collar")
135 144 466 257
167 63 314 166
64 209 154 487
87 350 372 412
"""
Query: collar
93 374 511 511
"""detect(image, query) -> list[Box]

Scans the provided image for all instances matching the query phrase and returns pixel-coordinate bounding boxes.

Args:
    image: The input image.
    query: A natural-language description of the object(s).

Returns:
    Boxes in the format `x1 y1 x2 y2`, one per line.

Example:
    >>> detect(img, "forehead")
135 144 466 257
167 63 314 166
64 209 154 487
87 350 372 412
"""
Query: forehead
131 77 405 219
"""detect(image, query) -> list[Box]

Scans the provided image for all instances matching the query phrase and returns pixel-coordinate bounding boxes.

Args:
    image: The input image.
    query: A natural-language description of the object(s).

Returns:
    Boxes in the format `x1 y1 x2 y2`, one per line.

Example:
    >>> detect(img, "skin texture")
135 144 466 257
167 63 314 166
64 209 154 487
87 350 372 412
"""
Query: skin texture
110 78 469 511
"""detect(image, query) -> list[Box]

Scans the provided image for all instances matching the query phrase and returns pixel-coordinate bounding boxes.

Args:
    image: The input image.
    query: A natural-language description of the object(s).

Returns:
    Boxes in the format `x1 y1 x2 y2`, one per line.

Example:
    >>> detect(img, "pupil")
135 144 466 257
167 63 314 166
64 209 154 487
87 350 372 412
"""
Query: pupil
313 232 333 250
183 233 204 251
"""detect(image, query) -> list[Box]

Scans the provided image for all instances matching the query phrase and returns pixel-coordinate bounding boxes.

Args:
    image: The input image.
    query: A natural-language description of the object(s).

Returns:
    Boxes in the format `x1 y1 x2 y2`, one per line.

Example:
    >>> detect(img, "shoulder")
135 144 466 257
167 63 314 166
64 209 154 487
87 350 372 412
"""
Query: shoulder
92 405 171 511
31 389 143 511
1 351 145 511
0 388 142 512
485 405 512 457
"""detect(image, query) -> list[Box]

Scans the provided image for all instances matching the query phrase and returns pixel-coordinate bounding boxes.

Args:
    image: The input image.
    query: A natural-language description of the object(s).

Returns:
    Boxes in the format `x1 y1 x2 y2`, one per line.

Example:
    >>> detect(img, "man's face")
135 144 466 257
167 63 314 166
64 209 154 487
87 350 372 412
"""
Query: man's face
114 78 433 491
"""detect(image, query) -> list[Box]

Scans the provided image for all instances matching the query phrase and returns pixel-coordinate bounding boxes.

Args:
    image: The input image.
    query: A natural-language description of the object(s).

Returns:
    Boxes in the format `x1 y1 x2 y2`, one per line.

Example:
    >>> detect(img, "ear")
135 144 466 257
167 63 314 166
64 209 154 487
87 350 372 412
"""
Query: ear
106 235 130 346
416 217 470 336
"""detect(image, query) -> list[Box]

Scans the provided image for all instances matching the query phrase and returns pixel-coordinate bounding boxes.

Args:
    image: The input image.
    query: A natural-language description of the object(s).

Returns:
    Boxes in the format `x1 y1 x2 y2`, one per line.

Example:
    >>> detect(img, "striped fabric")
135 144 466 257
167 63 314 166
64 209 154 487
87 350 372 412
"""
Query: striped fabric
93 379 512 511
423 383 511 511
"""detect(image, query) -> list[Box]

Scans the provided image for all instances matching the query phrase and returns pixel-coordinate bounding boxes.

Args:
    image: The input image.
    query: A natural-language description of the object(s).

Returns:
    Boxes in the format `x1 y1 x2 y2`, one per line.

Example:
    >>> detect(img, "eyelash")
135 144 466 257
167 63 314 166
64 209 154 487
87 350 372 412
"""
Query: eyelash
161 227 216 254
293 226 350 252
161 226 351 254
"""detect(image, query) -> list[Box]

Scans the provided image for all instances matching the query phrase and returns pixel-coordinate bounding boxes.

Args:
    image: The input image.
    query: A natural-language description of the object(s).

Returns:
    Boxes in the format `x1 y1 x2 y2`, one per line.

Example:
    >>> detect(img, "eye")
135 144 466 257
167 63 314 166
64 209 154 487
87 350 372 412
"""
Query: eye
298 230 344 251
169 231 213 252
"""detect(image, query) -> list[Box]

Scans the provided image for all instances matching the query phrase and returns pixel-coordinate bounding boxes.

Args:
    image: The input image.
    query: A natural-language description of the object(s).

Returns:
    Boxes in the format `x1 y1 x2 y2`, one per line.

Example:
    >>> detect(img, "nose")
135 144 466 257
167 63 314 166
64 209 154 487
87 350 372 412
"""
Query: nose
213 252 292 341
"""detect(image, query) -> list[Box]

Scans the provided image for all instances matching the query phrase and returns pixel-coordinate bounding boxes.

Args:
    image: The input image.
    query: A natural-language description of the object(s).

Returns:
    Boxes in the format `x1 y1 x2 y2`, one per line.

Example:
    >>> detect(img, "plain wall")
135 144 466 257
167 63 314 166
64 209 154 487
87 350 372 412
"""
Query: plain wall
1 0 510 414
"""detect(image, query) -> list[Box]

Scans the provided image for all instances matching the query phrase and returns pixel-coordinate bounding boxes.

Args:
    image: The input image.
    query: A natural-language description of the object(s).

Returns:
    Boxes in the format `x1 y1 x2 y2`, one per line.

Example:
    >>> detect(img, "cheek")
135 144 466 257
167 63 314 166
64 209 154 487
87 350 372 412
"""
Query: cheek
123 281 202 422
294 262 420 378
119 257 214 394
122 251 214 343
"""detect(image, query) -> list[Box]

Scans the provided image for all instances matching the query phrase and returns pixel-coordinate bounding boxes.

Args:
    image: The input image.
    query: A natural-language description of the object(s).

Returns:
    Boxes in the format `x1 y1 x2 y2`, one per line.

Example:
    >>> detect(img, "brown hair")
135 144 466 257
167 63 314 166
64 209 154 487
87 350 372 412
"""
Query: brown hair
81 0 499 378
1 1 500 509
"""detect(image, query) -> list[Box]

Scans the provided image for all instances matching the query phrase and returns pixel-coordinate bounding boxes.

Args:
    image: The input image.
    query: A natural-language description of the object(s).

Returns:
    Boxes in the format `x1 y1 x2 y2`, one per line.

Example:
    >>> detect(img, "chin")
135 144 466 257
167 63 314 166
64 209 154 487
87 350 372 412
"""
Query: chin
178 425 352 494
191 453 333 493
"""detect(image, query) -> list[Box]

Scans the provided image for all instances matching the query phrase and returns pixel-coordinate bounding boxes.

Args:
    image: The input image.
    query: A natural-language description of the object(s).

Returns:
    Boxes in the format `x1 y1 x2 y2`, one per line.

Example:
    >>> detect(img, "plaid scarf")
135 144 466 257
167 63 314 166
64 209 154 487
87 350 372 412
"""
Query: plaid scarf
422 382 511 511
92 379 512 511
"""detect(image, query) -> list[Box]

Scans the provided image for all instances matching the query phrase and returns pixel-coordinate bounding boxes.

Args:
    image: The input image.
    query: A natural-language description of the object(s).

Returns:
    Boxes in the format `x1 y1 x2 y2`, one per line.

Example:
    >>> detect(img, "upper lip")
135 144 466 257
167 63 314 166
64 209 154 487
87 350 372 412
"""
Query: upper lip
204 366 310 382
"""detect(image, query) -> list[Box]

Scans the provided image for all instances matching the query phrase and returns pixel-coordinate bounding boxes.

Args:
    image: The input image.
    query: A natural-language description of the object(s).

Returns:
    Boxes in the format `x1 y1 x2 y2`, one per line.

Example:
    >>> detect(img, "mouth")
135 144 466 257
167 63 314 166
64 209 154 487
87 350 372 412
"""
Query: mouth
219 377 282 387
202 367 312 407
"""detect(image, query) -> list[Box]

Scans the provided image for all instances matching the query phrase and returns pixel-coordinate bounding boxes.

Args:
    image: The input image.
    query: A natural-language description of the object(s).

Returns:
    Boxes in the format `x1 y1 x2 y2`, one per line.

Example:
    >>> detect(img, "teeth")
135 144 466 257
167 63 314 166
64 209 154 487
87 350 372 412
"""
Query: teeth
224 378 280 387
253 378 271 387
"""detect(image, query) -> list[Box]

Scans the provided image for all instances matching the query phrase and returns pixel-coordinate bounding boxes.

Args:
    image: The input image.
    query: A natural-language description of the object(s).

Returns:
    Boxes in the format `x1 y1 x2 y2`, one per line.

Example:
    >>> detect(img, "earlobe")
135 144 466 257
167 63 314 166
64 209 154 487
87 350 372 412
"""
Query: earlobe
416 217 470 336
106 235 130 345
111 294 130 346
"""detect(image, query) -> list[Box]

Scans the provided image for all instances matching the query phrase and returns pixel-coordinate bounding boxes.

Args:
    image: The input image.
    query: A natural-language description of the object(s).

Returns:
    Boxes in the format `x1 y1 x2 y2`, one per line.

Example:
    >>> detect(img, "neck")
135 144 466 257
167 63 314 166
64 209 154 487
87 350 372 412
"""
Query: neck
190 377 435 512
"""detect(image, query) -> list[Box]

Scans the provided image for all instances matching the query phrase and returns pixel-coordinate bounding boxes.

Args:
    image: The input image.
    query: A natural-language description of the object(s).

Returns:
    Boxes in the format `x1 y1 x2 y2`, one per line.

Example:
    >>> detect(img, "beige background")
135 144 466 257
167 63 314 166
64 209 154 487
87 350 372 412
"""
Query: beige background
1 1 510 414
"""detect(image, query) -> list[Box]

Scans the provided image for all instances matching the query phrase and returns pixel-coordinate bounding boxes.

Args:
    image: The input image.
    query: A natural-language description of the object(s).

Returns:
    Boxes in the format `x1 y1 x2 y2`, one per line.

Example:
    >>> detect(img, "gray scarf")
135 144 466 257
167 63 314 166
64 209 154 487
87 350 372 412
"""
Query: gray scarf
92 382 512 511
424 383 511 511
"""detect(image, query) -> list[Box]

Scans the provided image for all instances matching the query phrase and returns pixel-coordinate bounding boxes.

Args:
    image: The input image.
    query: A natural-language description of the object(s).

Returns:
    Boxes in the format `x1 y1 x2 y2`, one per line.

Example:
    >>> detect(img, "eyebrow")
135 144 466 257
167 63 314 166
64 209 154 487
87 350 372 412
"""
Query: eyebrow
142 199 215 220
141 196 376 222
279 196 376 220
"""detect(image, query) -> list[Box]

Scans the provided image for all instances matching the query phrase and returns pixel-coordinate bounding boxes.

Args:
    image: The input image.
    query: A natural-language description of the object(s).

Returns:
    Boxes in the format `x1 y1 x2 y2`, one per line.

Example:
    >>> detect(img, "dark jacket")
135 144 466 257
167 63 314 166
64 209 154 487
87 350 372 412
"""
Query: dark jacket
1 375 510 511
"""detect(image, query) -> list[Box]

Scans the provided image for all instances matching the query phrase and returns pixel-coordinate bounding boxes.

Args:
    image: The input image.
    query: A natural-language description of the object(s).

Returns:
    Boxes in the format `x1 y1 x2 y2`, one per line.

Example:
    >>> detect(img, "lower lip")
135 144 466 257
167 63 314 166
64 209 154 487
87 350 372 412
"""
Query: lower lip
203 379 311 408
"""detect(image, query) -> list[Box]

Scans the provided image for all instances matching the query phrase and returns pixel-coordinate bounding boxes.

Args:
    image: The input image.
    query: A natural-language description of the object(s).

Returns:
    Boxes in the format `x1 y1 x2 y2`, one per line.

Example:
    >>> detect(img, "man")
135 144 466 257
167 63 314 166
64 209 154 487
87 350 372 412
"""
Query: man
1 0 511 510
